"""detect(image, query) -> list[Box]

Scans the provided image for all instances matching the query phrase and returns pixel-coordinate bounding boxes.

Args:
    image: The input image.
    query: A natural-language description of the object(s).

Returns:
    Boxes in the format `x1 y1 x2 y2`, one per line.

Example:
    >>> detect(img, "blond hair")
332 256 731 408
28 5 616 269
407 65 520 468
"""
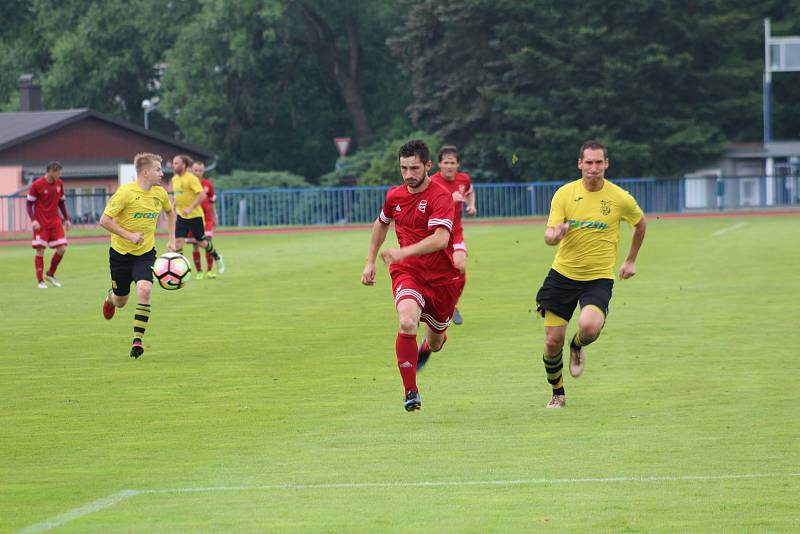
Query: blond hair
134 153 163 174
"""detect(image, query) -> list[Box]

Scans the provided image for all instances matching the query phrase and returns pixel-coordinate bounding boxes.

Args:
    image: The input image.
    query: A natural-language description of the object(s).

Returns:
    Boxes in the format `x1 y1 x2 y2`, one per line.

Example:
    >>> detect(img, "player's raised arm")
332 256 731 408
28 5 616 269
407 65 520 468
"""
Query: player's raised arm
465 188 477 216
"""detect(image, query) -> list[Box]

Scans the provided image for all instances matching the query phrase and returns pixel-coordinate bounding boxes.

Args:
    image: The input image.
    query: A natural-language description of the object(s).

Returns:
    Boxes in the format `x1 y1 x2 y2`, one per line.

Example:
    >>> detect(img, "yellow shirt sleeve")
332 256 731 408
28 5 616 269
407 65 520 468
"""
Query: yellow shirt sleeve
546 185 568 227
103 189 127 218
621 191 644 225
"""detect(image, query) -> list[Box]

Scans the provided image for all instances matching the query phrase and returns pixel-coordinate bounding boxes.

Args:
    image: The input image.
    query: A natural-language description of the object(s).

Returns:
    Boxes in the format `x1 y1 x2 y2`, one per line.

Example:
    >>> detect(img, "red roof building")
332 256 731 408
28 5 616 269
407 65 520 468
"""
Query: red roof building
0 79 213 231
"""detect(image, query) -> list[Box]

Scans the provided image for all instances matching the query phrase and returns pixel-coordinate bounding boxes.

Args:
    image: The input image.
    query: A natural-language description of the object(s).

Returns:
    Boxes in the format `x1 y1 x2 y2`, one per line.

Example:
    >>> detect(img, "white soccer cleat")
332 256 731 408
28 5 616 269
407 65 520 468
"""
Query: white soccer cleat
545 394 566 409
569 341 585 378
216 255 225 274
37 281 48 289
44 274 62 287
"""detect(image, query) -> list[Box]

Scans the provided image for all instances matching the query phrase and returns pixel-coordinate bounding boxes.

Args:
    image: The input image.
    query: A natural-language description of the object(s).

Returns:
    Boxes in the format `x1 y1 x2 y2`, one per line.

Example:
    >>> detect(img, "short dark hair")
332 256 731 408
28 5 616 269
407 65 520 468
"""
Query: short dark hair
399 139 430 164
46 161 63 172
438 145 459 163
578 140 607 160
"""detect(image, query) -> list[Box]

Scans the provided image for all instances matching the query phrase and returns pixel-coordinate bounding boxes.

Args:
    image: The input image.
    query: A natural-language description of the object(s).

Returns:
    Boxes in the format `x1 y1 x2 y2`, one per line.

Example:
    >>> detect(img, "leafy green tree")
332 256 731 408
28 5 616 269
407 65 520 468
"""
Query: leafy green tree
392 0 800 180
319 130 441 186
0 1 45 111
40 1 196 125
162 0 408 180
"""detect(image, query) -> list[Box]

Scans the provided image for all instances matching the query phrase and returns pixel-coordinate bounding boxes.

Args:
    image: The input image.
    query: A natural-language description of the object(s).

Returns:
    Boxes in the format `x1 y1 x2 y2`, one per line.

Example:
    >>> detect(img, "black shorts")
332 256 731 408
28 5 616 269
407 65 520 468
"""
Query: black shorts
535 269 613 322
109 247 156 296
176 216 206 240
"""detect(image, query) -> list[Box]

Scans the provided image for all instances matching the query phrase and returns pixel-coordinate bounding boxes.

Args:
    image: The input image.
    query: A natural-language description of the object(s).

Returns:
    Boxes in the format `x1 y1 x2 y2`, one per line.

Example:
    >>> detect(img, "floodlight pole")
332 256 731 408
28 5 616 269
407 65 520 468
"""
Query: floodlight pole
141 98 159 130
763 18 772 144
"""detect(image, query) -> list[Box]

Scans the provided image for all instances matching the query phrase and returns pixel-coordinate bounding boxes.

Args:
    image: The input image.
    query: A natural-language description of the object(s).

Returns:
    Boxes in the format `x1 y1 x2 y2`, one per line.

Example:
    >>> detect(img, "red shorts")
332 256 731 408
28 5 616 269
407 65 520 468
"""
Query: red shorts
391 272 465 333
32 224 67 249
186 218 214 243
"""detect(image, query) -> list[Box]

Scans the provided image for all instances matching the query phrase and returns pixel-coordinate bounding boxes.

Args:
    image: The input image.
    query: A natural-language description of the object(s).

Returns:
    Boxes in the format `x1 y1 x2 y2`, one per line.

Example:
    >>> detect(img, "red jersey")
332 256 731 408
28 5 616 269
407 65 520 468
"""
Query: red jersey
430 171 473 234
200 178 216 221
379 180 461 286
27 176 66 228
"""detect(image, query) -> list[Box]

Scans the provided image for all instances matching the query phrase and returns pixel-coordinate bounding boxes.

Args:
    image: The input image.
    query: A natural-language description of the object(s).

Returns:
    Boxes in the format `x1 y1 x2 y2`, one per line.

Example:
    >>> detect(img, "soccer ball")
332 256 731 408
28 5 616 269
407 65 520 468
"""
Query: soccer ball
152 252 191 290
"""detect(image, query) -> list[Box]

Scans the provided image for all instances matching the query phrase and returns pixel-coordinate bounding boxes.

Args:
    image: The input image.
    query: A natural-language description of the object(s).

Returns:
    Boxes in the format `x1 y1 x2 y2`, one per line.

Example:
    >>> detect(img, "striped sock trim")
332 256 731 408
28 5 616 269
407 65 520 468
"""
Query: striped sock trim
205 241 219 260
133 303 151 342
543 350 564 390
572 332 596 348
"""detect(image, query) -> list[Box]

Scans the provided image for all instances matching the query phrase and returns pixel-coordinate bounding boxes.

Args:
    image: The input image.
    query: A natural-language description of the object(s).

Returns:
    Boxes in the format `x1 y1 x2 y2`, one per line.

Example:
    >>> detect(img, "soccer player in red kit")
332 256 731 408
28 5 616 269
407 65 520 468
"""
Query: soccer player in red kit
430 145 477 325
361 139 464 412
26 161 71 288
187 160 220 279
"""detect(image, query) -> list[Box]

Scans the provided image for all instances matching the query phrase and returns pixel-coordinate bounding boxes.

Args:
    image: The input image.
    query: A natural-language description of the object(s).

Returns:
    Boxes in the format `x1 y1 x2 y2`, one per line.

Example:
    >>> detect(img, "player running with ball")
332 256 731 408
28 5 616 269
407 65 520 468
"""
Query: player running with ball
99 153 176 359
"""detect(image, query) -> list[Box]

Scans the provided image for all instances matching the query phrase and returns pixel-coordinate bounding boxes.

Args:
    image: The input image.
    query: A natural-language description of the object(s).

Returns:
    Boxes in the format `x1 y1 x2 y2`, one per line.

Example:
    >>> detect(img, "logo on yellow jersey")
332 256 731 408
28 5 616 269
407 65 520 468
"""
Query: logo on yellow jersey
568 219 608 230
600 200 611 215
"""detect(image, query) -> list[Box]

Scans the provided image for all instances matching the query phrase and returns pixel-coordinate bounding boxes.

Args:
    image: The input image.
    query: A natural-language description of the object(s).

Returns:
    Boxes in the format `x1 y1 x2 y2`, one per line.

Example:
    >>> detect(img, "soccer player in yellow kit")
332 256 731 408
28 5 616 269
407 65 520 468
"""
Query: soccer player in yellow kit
535 140 647 408
100 153 176 359
171 154 224 273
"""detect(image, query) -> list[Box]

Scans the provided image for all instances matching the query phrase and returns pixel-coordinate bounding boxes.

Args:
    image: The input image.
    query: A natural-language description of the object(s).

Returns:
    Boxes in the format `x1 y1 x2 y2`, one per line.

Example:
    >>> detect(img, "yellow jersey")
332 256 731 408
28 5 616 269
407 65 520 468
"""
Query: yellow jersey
172 171 204 219
546 179 644 281
103 182 172 255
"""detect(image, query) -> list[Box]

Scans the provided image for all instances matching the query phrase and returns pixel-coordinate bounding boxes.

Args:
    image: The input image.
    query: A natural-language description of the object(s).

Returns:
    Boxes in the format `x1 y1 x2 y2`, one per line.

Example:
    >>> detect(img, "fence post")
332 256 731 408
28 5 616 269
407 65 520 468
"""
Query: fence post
238 197 247 227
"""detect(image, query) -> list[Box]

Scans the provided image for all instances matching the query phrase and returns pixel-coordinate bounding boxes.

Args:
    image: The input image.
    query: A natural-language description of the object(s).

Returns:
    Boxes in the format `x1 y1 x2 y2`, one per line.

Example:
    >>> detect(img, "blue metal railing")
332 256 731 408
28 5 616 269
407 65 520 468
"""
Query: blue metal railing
2 176 798 232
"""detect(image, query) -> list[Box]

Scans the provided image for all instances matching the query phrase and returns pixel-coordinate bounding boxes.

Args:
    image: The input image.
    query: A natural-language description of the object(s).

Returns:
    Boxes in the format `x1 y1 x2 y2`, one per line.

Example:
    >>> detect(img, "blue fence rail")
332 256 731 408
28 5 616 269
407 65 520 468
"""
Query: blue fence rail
2 176 798 232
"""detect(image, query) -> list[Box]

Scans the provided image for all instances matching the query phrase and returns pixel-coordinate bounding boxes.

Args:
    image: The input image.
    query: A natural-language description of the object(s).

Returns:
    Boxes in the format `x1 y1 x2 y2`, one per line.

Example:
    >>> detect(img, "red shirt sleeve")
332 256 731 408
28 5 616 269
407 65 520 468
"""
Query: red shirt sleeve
27 180 39 202
427 191 454 233
26 181 39 220
58 198 69 221
379 191 393 225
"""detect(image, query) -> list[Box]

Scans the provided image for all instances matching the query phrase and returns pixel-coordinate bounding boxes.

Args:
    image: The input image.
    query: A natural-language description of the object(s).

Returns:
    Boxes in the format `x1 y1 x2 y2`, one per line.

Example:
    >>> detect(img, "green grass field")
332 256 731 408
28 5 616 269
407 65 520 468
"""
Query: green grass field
2 216 799 533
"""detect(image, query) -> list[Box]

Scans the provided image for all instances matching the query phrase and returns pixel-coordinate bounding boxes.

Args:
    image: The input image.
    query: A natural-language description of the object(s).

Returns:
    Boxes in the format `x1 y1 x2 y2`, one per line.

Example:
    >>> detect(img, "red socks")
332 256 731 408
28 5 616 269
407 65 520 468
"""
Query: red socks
396 332 418 392
47 252 63 276
35 256 44 282
192 250 202 272
206 252 214 271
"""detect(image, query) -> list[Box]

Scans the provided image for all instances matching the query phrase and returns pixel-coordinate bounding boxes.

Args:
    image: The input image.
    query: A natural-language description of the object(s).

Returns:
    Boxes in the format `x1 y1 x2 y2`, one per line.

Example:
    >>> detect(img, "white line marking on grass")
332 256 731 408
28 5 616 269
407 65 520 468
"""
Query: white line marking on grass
17 473 800 533
16 490 141 534
712 221 746 236
139 472 800 494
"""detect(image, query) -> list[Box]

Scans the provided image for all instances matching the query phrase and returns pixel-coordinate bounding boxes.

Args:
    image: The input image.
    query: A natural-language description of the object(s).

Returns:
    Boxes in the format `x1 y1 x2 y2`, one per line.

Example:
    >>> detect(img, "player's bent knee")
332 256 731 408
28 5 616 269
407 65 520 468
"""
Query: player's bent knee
578 318 604 340
398 317 419 334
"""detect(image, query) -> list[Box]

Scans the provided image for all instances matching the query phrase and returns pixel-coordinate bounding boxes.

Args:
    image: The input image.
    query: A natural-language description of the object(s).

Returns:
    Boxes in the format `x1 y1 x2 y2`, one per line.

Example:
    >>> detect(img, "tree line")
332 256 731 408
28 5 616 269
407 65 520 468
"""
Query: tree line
2 0 799 185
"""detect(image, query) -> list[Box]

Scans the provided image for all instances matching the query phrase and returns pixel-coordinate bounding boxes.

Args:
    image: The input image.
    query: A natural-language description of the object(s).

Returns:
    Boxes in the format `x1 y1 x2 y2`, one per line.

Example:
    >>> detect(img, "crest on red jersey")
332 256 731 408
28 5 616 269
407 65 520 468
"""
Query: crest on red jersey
418 200 427 213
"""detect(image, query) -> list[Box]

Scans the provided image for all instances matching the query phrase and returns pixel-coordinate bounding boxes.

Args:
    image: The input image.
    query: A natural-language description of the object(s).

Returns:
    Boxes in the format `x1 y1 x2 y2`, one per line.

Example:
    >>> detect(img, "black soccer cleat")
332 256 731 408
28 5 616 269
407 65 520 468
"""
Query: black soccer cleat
130 340 144 359
404 390 421 412
416 339 432 371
